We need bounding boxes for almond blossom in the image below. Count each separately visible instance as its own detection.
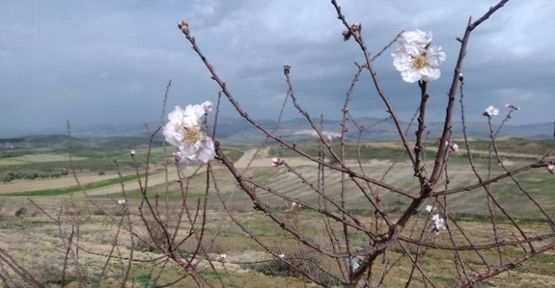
[391,30,446,83]
[547,164,555,174]
[425,205,435,213]
[483,105,499,117]
[218,254,227,263]
[272,157,282,167]
[445,141,459,153]
[450,143,459,153]
[163,102,215,165]
[431,213,446,234]
[117,199,127,206]
[350,257,361,270]
[201,101,213,112]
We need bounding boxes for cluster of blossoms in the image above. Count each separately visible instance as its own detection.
[424,204,445,234]
[217,254,227,263]
[287,201,304,211]
[483,105,499,117]
[484,103,522,117]
[291,201,302,209]
[431,214,446,234]
[350,257,362,271]
[163,101,215,165]
[391,30,446,83]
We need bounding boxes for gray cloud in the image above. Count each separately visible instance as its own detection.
[1,0,553,137]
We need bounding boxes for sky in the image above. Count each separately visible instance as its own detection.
[1,0,553,137]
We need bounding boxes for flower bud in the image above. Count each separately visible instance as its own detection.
[342,30,352,41]
[178,20,189,32]
[350,22,361,32]
[283,64,291,75]
[272,157,283,167]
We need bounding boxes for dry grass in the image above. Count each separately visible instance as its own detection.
[1,146,553,287]
[1,201,552,287]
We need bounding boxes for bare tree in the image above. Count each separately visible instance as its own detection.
[2,0,553,287]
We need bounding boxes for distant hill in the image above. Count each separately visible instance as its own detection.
[3,117,550,146]
[207,117,554,145]
[0,134,160,156]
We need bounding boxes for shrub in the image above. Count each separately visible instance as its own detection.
[246,248,340,286]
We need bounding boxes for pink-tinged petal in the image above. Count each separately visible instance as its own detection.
[167,106,185,123]
[201,101,213,112]
[196,137,215,163]
[182,116,199,128]
[177,144,197,158]
[185,104,206,120]
[163,123,181,147]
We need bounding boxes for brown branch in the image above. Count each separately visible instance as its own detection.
[459,241,554,288]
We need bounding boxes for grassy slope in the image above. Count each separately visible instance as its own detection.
[0,137,553,287]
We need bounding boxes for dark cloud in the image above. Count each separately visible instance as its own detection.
[1,0,553,137]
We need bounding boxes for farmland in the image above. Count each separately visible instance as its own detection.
[0,135,553,287]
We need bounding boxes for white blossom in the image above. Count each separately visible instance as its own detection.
[445,141,459,153]
[163,104,215,165]
[425,205,435,213]
[289,201,303,211]
[129,150,136,157]
[450,143,459,153]
[201,101,213,112]
[278,253,285,259]
[397,30,432,47]
[218,254,227,262]
[391,30,446,83]
[117,199,126,206]
[323,132,334,142]
[483,105,499,117]
[432,213,446,234]
[350,257,361,270]
[547,164,555,174]
[272,157,282,167]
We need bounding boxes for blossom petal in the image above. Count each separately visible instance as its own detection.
[196,137,215,163]
[419,66,441,81]
[401,70,422,83]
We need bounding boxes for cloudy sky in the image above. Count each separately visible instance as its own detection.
[1,0,553,137]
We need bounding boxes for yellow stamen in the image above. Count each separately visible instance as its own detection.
[181,126,205,145]
[411,54,427,69]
